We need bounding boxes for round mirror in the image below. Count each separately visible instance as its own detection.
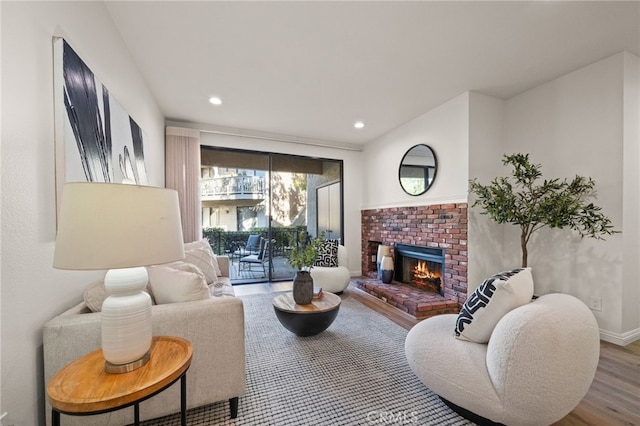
[399,144,437,196]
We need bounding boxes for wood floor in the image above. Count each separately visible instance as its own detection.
[237,281,640,426]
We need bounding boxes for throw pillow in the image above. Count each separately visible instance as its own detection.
[83,280,109,312]
[184,238,210,252]
[184,238,221,282]
[314,240,339,267]
[455,267,534,343]
[83,278,156,312]
[210,280,236,297]
[147,262,209,305]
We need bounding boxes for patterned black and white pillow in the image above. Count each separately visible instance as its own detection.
[314,240,339,267]
[454,267,534,343]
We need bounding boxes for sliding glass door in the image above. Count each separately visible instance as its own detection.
[201,147,343,285]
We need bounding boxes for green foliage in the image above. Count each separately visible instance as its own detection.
[469,153,617,267]
[292,173,307,192]
[287,231,325,271]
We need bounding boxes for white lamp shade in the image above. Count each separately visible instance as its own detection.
[53,182,185,270]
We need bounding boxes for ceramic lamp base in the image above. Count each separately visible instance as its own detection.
[105,350,151,374]
[101,267,152,373]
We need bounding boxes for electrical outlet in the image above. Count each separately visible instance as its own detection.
[589,296,602,312]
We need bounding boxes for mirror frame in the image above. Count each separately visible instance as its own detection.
[398,144,438,196]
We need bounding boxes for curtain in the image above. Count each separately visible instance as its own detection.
[165,126,201,243]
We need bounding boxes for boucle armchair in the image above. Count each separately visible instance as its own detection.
[405,293,600,426]
[43,256,245,426]
[310,244,351,293]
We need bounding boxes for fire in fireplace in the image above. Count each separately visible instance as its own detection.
[394,243,445,295]
[412,260,442,293]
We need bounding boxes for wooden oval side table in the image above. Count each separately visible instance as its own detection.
[47,336,192,426]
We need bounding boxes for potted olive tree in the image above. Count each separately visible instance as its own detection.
[287,231,324,304]
[469,153,617,267]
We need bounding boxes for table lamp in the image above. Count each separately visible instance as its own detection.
[53,182,184,373]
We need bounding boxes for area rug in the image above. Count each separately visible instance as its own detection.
[140,292,474,425]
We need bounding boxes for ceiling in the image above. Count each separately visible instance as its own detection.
[105,1,639,149]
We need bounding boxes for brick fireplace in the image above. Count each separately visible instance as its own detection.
[359,203,468,319]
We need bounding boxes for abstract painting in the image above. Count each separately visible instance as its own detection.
[54,37,148,210]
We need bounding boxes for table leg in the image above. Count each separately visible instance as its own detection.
[181,373,187,426]
[134,403,140,425]
[229,396,239,418]
[52,409,60,426]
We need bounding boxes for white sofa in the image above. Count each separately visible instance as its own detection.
[43,256,245,426]
[405,293,600,426]
[310,244,351,293]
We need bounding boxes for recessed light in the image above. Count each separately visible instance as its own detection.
[209,96,222,106]
[354,121,365,129]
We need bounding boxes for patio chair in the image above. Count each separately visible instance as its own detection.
[234,234,262,257]
[239,238,274,278]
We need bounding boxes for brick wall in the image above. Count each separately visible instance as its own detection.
[361,203,468,306]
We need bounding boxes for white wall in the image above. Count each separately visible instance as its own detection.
[199,132,364,277]
[361,92,470,210]
[622,52,640,335]
[467,93,506,291]
[1,2,165,424]
[503,52,638,341]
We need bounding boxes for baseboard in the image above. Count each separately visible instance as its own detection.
[599,327,640,346]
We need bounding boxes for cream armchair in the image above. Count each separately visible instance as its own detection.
[405,293,600,426]
[310,245,351,293]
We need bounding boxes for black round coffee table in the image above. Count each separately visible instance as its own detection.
[272,292,341,337]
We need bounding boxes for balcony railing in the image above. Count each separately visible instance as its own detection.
[201,175,265,200]
[203,227,307,256]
